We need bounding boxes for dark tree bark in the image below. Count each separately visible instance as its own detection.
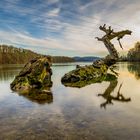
[95,24,132,62]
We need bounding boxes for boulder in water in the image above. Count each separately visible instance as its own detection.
[10,56,52,93]
[61,64,108,87]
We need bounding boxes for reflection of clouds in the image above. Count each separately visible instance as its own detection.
[116,62,140,112]
[0,65,23,78]
[0,63,140,138]
[0,65,22,100]
[0,83,12,101]
[127,63,140,80]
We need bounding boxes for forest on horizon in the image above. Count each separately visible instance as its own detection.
[0,42,140,64]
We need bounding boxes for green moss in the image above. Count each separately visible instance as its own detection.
[10,56,52,93]
[63,73,117,88]
[104,73,117,81]
[61,64,109,88]
[39,67,47,83]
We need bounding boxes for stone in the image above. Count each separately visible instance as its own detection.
[10,56,52,93]
[61,64,108,87]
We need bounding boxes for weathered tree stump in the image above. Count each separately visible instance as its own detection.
[61,24,132,87]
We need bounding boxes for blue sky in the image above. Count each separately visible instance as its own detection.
[0,0,140,56]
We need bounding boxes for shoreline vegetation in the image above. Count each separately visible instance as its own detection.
[119,42,140,62]
[0,42,140,64]
[0,44,100,64]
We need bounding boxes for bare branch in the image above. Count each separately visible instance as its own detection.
[95,37,102,41]
[95,24,132,58]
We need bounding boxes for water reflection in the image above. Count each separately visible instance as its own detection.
[0,63,140,139]
[98,81,131,109]
[95,73,131,108]
[62,71,131,108]
[127,62,140,79]
[17,89,53,104]
[0,64,132,107]
[0,64,53,104]
[0,65,23,81]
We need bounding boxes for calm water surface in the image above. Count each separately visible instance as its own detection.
[0,62,140,140]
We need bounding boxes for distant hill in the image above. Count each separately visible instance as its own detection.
[0,45,75,64]
[73,56,100,62]
[0,44,40,64]
[52,56,75,63]
[0,44,100,64]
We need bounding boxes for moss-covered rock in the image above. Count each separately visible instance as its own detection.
[10,56,52,93]
[61,64,108,87]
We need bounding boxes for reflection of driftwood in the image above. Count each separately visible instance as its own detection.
[98,81,131,109]
[109,65,119,76]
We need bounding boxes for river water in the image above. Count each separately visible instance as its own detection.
[0,62,140,140]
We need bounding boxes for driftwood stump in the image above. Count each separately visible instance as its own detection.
[61,25,132,87]
[94,24,132,66]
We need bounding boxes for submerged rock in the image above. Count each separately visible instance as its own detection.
[61,64,108,88]
[10,56,52,93]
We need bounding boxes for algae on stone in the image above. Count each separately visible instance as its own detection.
[10,56,52,93]
[61,64,108,88]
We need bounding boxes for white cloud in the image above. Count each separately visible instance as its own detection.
[0,0,140,56]
[47,8,60,17]
[47,0,59,5]
[62,0,140,56]
[0,30,66,50]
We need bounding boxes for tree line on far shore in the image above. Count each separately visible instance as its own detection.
[0,45,40,64]
[0,44,75,64]
[127,42,140,61]
[0,42,140,64]
[120,42,140,62]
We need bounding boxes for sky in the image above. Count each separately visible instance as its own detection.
[0,0,140,57]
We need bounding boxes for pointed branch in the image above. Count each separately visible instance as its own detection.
[108,30,132,40]
[99,24,114,35]
[98,24,132,41]
[118,39,123,49]
[95,37,103,41]
[95,24,132,58]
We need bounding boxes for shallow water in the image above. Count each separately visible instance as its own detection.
[0,62,140,140]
